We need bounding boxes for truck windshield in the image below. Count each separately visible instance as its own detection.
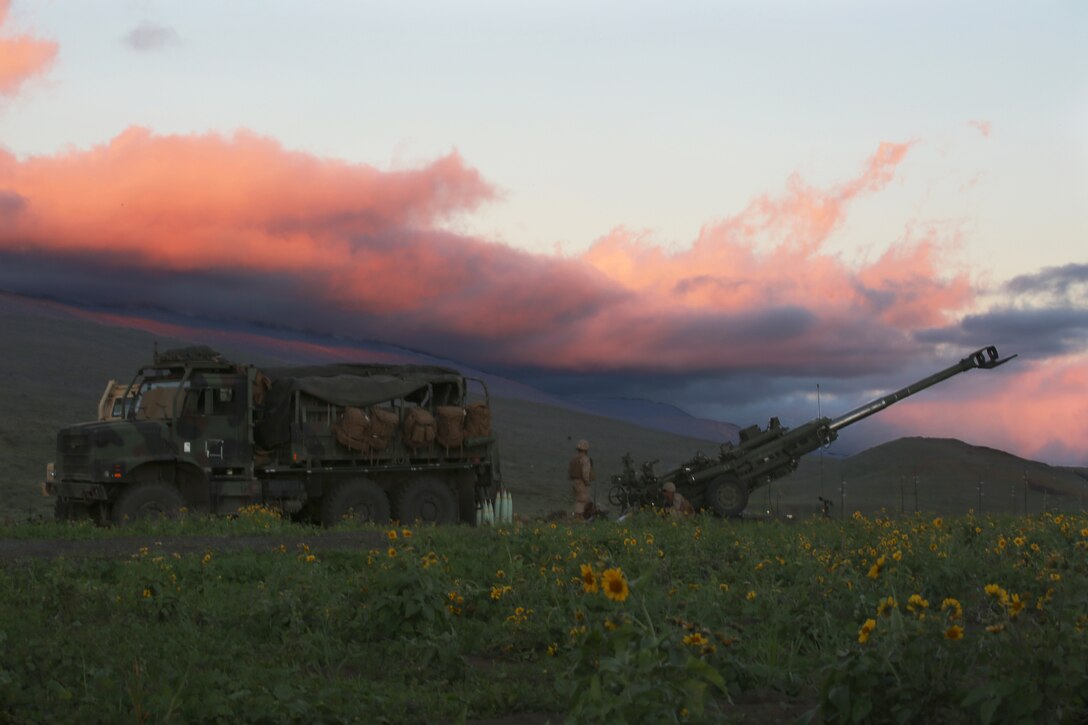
[131,373,184,420]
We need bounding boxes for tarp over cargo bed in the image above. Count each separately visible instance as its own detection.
[255,364,465,450]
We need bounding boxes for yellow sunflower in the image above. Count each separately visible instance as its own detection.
[580,563,598,593]
[858,618,876,644]
[601,567,630,603]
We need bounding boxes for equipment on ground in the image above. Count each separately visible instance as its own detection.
[608,345,1016,517]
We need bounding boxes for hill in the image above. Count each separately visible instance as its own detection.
[766,437,1086,517]
[1,290,1082,520]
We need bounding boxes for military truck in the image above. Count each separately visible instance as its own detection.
[44,346,501,526]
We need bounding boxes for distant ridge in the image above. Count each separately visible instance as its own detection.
[578,396,740,444]
[765,437,1086,516]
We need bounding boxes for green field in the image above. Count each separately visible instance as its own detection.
[1,510,1085,723]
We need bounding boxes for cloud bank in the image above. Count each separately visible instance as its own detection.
[0,127,1084,463]
[0,0,58,97]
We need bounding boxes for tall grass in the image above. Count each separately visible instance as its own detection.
[1,509,1085,722]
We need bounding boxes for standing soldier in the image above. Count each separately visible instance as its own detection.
[662,481,694,517]
[569,439,595,520]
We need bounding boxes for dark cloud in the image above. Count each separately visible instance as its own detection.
[916,264,1088,359]
[917,308,1088,358]
[122,22,181,52]
[1005,262,1088,298]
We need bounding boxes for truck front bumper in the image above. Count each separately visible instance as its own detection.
[44,480,109,501]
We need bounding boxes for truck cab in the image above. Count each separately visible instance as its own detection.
[46,346,255,523]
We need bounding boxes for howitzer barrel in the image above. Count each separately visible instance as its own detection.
[828,345,1015,432]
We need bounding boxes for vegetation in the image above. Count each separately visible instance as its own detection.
[1,508,1086,723]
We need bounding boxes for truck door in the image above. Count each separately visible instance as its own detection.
[177,374,252,477]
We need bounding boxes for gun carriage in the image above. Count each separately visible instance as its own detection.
[608,345,1016,517]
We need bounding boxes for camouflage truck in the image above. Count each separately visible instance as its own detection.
[45,378,138,518]
[43,346,501,526]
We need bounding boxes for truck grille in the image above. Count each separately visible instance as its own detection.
[60,432,91,479]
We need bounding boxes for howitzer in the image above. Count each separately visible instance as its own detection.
[608,345,1016,517]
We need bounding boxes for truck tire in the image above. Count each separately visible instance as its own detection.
[395,476,458,525]
[320,479,391,526]
[705,475,748,517]
[110,483,185,525]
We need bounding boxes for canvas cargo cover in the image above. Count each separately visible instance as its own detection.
[255,363,464,449]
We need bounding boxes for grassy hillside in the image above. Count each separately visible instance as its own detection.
[2,290,1082,521]
[1,512,1086,722]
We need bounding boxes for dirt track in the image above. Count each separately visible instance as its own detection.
[0,530,386,561]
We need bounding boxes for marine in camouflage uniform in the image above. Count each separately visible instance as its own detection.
[662,481,694,517]
[568,439,595,519]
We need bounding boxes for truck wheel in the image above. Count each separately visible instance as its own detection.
[110,483,185,525]
[320,479,391,526]
[54,499,92,523]
[395,477,458,525]
[705,475,748,517]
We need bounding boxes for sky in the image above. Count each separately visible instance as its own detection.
[0,0,1086,465]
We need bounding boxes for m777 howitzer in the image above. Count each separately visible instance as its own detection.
[608,345,1016,517]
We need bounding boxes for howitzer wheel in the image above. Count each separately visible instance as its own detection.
[608,484,628,508]
[321,478,391,526]
[704,475,748,518]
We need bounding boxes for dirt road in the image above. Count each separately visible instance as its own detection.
[0,530,385,561]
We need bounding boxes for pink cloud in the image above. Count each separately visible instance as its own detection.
[0,129,973,375]
[883,355,1088,464]
[0,0,58,97]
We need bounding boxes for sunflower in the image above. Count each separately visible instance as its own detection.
[858,618,876,644]
[944,625,965,640]
[601,567,630,603]
[580,563,598,593]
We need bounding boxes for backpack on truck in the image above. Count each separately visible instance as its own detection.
[368,407,399,451]
[333,406,399,453]
[402,406,437,450]
[333,406,372,452]
[464,402,491,439]
[435,406,466,451]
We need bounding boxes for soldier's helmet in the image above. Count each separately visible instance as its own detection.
[662,481,676,493]
[576,439,590,451]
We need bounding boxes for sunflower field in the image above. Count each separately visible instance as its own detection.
[0,509,1086,723]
